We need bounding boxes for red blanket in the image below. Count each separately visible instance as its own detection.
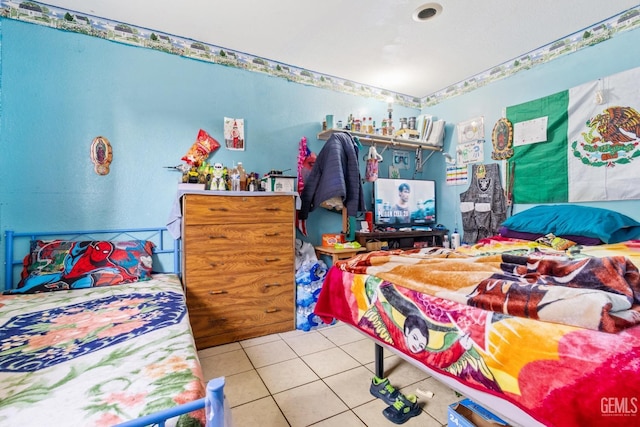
[314,265,640,427]
[331,248,640,332]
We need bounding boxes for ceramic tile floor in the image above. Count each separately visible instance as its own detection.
[197,322,463,427]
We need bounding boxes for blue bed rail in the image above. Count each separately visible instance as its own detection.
[114,377,228,427]
[4,227,180,291]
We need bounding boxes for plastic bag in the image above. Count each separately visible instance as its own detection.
[182,129,221,166]
[295,239,317,271]
[295,260,329,331]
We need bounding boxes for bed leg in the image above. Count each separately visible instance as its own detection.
[375,343,384,378]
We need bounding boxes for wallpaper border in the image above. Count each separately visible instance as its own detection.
[1,1,639,109]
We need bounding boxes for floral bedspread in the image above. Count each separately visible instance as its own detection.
[314,238,640,427]
[0,274,205,427]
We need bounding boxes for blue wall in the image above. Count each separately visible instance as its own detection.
[0,17,419,268]
[2,17,640,274]
[422,27,640,233]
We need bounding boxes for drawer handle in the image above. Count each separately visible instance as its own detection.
[209,290,228,295]
[208,235,228,239]
[208,318,228,325]
[264,257,280,262]
[264,207,281,211]
[208,207,229,211]
[209,262,225,267]
[264,232,280,237]
[264,283,281,288]
[265,308,279,313]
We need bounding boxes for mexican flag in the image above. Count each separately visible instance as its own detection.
[506,66,640,203]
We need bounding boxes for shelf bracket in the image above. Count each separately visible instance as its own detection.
[414,147,423,175]
[414,149,435,178]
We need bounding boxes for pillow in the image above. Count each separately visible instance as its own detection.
[13,240,154,294]
[498,226,603,246]
[501,205,640,244]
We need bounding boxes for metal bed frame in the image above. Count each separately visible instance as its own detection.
[365,334,542,427]
[4,227,180,291]
[2,227,231,427]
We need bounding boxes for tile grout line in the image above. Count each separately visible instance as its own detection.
[237,344,293,425]
[242,331,373,426]
[200,326,453,426]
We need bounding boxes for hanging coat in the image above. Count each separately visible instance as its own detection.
[299,132,365,220]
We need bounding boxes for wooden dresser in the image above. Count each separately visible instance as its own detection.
[181,193,296,349]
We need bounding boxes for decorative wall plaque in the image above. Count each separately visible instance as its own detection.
[90,136,113,175]
[491,117,514,160]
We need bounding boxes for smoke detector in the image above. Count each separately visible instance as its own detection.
[412,3,443,22]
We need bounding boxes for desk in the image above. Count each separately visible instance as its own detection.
[315,246,366,264]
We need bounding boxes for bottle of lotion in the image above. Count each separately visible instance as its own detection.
[451,229,460,249]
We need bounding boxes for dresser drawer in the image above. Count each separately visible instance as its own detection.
[187,290,293,340]
[183,223,293,286]
[184,245,292,279]
[183,223,293,251]
[190,317,294,349]
[183,194,292,225]
[185,270,293,307]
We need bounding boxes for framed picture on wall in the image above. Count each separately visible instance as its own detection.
[224,117,245,151]
[457,116,484,144]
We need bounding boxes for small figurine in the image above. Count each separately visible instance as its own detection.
[186,166,199,183]
[211,162,226,190]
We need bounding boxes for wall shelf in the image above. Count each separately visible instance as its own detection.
[317,129,442,152]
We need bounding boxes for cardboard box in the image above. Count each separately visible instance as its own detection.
[261,175,296,192]
[448,399,510,427]
[321,233,344,247]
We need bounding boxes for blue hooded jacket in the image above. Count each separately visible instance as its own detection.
[299,132,365,220]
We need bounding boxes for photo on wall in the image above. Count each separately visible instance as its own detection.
[224,117,245,151]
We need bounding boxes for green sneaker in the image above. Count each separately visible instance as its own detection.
[382,394,421,424]
[370,376,400,406]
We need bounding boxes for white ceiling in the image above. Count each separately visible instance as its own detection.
[42,0,640,98]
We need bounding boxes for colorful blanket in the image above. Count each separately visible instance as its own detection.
[0,274,205,427]
[333,242,640,333]
[314,238,640,426]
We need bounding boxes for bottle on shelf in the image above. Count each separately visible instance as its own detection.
[237,162,247,191]
[230,165,240,191]
[248,173,258,191]
[409,116,417,130]
[451,229,460,249]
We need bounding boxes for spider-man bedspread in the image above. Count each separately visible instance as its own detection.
[314,241,640,427]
